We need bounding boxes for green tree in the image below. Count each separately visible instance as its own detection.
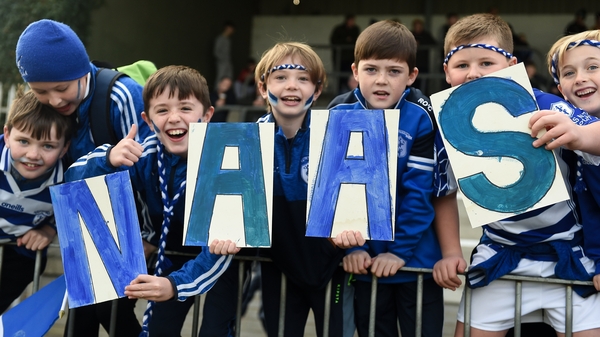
[0,0,105,83]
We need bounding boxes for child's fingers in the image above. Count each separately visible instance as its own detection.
[128,274,152,286]
[126,124,138,140]
[354,231,366,246]
[334,232,351,249]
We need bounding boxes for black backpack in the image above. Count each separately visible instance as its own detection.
[89,68,123,146]
[89,60,157,146]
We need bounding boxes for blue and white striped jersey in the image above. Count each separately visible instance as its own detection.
[0,135,63,243]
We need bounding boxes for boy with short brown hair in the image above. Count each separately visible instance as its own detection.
[329,20,445,337]
[0,90,74,313]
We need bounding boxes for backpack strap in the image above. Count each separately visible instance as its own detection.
[90,68,124,146]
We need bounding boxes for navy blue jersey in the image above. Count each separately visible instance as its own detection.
[329,87,440,283]
[257,112,344,290]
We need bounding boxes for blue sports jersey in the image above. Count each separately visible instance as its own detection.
[329,87,440,283]
[0,135,63,258]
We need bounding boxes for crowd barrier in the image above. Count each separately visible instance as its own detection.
[1,241,592,337]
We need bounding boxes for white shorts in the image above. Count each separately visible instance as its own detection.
[456,244,600,333]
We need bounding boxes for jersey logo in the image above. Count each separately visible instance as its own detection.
[398,130,411,158]
[33,210,51,226]
[301,156,309,184]
[550,101,574,117]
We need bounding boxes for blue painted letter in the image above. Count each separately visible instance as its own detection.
[186,123,270,246]
[50,172,146,308]
[439,77,554,213]
[307,110,393,240]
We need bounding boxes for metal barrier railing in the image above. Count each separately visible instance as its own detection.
[0,242,45,294]
[2,241,593,337]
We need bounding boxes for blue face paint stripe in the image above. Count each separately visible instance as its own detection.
[267,90,279,108]
[303,94,314,110]
[152,121,161,134]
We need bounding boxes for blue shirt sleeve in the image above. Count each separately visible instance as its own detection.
[168,250,233,301]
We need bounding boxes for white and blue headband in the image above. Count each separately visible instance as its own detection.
[443,43,513,65]
[551,39,600,85]
[260,64,308,81]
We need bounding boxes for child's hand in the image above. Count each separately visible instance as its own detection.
[529,110,582,151]
[433,255,467,291]
[109,125,144,167]
[370,252,405,278]
[594,274,600,291]
[209,239,241,255]
[333,230,366,249]
[17,225,56,251]
[342,250,372,274]
[124,274,174,302]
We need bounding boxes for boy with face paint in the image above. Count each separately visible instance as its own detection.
[66,65,238,337]
[205,42,349,337]
[0,90,74,314]
[253,42,349,337]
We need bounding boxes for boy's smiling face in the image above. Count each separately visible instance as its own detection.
[259,55,320,121]
[4,124,69,180]
[28,75,87,116]
[444,38,517,87]
[557,45,600,117]
[142,86,213,158]
[352,58,417,109]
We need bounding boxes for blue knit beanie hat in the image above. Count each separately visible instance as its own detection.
[16,19,91,82]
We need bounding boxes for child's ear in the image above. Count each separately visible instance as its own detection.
[407,67,419,87]
[257,81,268,99]
[59,140,71,159]
[508,56,518,66]
[141,112,153,132]
[443,63,451,85]
[313,82,323,101]
[202,106,215,123]
[557,84,567,101]
[351,62,359,79]
[3,126,9,147]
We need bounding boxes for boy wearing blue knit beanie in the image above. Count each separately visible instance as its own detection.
[16,19,153,163]
[16,19,152,337]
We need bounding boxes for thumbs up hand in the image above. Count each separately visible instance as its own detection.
[108,124,144,167]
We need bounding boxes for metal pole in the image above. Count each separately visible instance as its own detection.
[464,286,471,337]
[278,273,287,337]
[191,295,202,336]
[323,278,332,337]
[368,274,377,337]
[514,281,522,337]
[415,273,423,337]
[565,285,573,337]
[66,307,75,337]
[235,261,245,337]
[32,250,42,293]
[109,300,118,337]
